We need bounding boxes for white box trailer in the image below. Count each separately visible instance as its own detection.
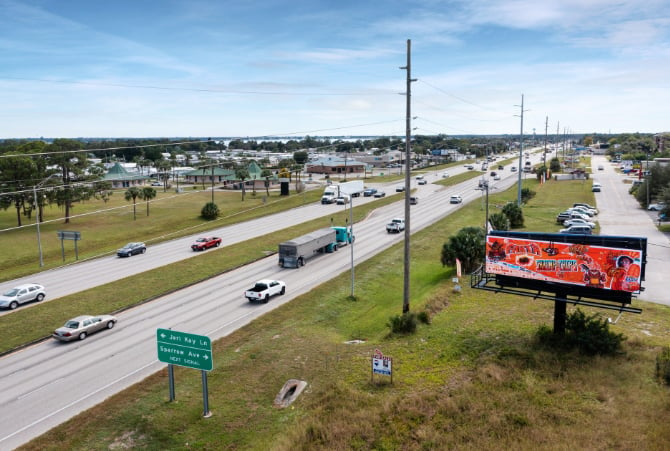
[278,228,338,268]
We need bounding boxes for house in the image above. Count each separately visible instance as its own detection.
[103,162,150,188]
[305,156,367,175]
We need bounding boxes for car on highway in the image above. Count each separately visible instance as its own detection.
[0,283,46,310]
[363,188,377,197]
[395,185,406,192]
[592,182,602,192]
[52,314,118,342]
[450,195,463,204]
[442,172,450,178]
[465,164,475,170]
[559,225,593,235]
[410,196,418,205]
[244,279,286,303]
[648,202,666,211]
[493,173,501,180]
[417,179,427,185]
[373,190,386,198]
[191,236,222,251]
[336,195,350,205]
[117,242,147,257]
[563,218,596,229]
[510,166,517,172]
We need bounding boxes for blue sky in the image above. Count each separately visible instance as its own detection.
[1,0,668,139]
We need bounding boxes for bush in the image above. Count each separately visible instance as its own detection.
[417,311,430,324]
[656,347,670,385]
[387,312,417,334]
[537,309,626,355]
[200,202,220,220]
[489,212,510,231]
[502,202,524,228]
[520,187,536,203]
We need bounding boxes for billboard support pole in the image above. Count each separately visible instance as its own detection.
[553,291,567,335]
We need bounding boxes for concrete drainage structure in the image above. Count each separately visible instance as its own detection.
[274,379,307,408]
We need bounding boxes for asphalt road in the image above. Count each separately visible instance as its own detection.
[2,151,667,449]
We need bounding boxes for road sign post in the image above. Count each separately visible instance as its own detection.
[157,328,213,416]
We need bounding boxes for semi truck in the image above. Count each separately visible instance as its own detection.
[278,226,354,268]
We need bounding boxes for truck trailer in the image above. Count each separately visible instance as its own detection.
[278,227,344,268]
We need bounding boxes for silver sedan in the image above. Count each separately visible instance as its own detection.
[52,315,117,342]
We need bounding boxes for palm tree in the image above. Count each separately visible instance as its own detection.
[124,187,141,220]
[139,187,157,216]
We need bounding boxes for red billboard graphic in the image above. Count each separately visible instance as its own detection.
[486,236,642,293]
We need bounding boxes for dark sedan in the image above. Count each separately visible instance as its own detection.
[117,242,146,257]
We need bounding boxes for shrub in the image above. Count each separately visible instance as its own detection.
[489,212,510,231]
[387,312,417,334]
[417,311,430,324]
[520,187,536,203]
[656,347,670,385]
[537,309,626,355]
[502,202,524,228]
[200,202,220,220]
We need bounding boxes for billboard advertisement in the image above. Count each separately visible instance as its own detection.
[486,233,644,295]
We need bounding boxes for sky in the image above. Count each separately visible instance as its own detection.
[1,0,669,139]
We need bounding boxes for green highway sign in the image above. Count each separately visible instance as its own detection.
[157,328,213,371]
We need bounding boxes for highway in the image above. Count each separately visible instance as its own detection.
[0,158,527,449]
[2,150,668,449]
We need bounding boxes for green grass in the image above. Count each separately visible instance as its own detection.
[17,177,670,450]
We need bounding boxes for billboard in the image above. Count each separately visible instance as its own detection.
[485,231,647,303]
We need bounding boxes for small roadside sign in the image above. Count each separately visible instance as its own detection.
[371,349,393,383]
[157,328,213,371]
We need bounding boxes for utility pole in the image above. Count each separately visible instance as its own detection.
[400,39,416,315]
[515,94,527,206]
[543,116,549,172]
[555,121,560,159]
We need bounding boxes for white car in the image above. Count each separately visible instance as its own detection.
[648,203,666,211]
[0,283,46,310]
[450,195,463,204]
[441,172,450,178]
[563,218,596,229]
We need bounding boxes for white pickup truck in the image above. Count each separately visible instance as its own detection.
[245,279,286,303]
[386,218,405,233]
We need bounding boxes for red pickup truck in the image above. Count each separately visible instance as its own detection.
[191,236,222,251]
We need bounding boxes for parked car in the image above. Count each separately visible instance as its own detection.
[498,165,504,170]
[563,218,596,229]
[648,202,666,211]
[363,188,377,197]
[373,190,386,198]
[568,206,595,217]
[150,181,162,186]
[559,225,593,235]
[52,314,117,341]
[573,203,598,214]
[449,195,463,204]
[191,236,222,251]
[557,211,589,223]
[0,283,46,310]
[117,242,146,257]
[597,164,604,170]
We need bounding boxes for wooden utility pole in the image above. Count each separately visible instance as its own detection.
[400,39,416,314]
